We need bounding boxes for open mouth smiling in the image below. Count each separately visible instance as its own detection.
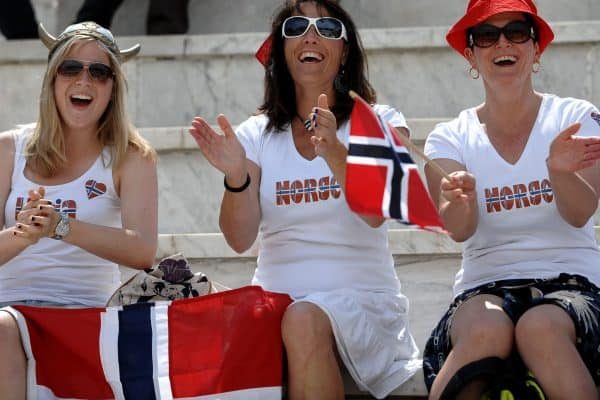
[493,55,517,66]
[299,51,324,63]
[70,94,93,106]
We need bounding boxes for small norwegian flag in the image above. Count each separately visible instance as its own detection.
[345,95,444,230]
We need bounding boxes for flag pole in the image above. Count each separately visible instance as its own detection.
[348,91,452,181]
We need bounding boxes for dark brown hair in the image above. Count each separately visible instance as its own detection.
[258,0,376,132]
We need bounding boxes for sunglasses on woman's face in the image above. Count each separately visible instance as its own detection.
[56,59,115,83]
[469,20,535,48]
[282,16,348,40]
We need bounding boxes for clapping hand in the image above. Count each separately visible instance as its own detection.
[14,187,59,243]
[547,123,600,173]
[189,114,247,180]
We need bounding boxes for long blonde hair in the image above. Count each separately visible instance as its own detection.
[26,36,155,177]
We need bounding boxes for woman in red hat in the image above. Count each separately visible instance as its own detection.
[423,0,600,399]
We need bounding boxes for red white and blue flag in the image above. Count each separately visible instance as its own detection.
[5,286,291,400]
[346,95,443,229]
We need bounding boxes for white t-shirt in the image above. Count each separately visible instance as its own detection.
[2,126,122,306]
[424,94,600,295]
[236,105,407,297]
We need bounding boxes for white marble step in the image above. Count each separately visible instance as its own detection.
[141,118,443,151]
[155,227,600,260]
[155,229,460,260]
[142,120,444,233]
[1,21,599,131]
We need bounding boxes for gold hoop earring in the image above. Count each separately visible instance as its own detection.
[532,61,541,73]
[469,67,480,79]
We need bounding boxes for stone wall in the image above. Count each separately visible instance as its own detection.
[1,22,599,131]
[24,0,600,37]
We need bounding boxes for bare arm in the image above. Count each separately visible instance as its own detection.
[72,149,158,268]
[190,115,261,253]
[0,131,34,266]
[219,160,261,253]
[312,94,385,227]
[546,123,600,227]
[425,158,478,242]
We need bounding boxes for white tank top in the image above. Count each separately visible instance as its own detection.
[2,126,122,306]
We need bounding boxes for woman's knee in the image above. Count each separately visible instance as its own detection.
[0,312,24,357]
[451,296,514,358]
[281,302,333,350]
[515,304,575,348]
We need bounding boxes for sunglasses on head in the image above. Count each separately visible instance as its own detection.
[282,16,347,40]
[469,20,535,48]
[56,59,114,82]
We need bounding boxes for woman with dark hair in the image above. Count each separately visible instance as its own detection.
[190,1,419,398]
[423,0,600,398]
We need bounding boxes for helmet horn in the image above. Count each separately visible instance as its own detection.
[119,44,141,63]
[38,23,57,50]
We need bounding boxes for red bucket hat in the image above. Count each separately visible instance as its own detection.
[446,0,554,57]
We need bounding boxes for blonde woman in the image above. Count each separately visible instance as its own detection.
[0,22,157,398]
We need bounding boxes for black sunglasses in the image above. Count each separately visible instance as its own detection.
[469,20,535,48]
[57,59,115,82]
[282,16,347,40]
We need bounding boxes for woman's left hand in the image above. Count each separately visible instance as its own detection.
[547,123,600,173]
[16,203,59,238]
[310,94,346,162]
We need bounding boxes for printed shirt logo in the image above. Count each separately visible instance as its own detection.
[15,197,77,219]
[276,175,341,206]
[591,112,600,127]
[85,179,107,199]
[484,179,553,213]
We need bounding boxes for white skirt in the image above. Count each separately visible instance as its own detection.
[295,288,421,399]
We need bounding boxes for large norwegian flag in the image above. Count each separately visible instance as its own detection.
[5,286,291,400]
[346,95,443,229]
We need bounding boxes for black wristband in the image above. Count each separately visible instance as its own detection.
[224,173,251,192]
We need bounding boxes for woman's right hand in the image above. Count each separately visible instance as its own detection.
[190,115,247,180]
[440,171,477,204]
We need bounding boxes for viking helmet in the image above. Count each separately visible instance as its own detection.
[38,22,140,63]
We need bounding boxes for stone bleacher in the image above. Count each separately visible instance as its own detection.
[1,21,599,132]
[2,1,600,398]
